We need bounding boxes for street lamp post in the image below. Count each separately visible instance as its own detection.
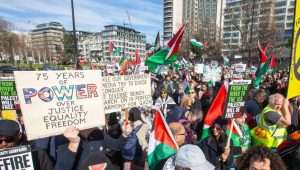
[248,0,256,58]
[71,0,78,65]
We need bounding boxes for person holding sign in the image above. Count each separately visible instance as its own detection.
[252,93,291,148]
[0,119,53,170]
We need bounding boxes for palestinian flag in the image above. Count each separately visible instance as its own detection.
[254,58,271,88]
[145,49,178,73]
[201,83,228,140]
[253,41,270,88]
[145,25,184,73]
[269,52,278,72]
[190,39,204,49]
[147,111,178,170]
[226,120,243,147]
[257,40,269,63]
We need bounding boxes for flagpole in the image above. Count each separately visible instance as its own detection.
[71,0,78,65]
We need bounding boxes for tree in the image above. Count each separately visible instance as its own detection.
[224,0,282,59]
[63,31,75,64]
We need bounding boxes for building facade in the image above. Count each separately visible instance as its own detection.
[101,25,146,60]
[222,0,295,57]
[198,0,225,41]
[163,0,183,43]
[78,33,102,61]
[31,22,64,63]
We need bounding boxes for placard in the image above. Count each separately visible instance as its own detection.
[14,70,104,140]
[234,63,247,73]
[0,145,34,170]
[0,80,18,110]
[224,80,251,119]
[103,74,152,113]
[194,64,204,74]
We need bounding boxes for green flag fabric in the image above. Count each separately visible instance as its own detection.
[145,49,178,73]
[254,59,271,88]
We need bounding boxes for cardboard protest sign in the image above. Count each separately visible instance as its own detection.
[14,70,104,140]
[103,74,152,113]
[0,145,34,170]
[0,79,18,110]
[194,64,204,74]
[224,80,251,119]
[234,63,247,73]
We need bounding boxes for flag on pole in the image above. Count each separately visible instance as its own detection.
[166,25,185,60]
[257,40,269,63]
[287,0,300,99]
[147,110,178,170]
[190,39,204,49]
[201,83,228,140]
[254,58,271,88]
[135,49,141,65]
[154,32,161,51]
[254,42,270,88]
[270,52,278,71]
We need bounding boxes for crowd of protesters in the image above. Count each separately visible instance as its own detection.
[0,64,300,170]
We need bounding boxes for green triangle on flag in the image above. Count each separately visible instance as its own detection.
[147,111,178,169]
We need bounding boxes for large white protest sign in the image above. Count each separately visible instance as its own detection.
[103,74,152,113]
[14,70,104,140]
[0,145,34,170]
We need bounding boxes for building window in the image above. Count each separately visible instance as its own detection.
[274,8,285,14]
[275,1,286,7]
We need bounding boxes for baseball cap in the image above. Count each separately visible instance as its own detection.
[175,144,215,170]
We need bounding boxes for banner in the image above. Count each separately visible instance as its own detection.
[0,145,34,170]
[14,70,104,140]
[224,80,251,118]
[287,1,300,99]
[103,74,152,113]
[0,79,18,110]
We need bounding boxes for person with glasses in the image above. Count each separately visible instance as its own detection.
[198,118,234,170]
[156,122,186,170]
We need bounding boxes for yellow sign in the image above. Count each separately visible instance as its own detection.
[287,1,300,99]
[1,110,17,121]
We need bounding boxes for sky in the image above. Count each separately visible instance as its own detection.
[0,0,163,43]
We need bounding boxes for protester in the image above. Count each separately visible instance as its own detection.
[245,88,267,127]
[156,122,186,170]
[229,107,251,153]
[154,88,176,116]
[175,144,215,170]
[236,146,286,170]
[122,107,149,170]
[0,119,54,170]
[199,118,234,169]
[252,93,291,148]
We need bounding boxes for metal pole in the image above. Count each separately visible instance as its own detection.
[249,0,256,58]
[123,23,126,58]
[71,0,78,64]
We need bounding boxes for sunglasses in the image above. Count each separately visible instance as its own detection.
[0,137,15,144]
[212,126,222,131]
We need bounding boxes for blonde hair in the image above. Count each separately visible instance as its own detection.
[268,93,284,108]
[180,95,193,108]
